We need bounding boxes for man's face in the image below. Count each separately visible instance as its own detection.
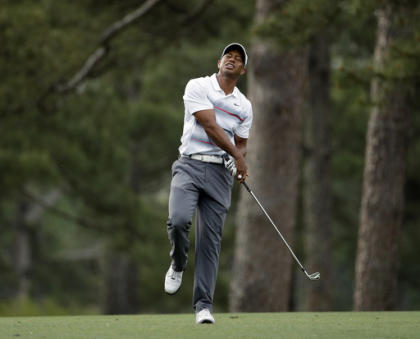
[218,49,246,77]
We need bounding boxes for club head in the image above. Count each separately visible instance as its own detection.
[306,271,320,281]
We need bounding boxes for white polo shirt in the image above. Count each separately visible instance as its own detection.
[179,73,253,156]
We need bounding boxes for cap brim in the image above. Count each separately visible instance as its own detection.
[221,43,248,66]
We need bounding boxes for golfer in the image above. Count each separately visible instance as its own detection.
[164,43,253,324]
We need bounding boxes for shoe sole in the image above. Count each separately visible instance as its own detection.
[197,320,215,324]
[164,282,181,295]
[165,287,181,295]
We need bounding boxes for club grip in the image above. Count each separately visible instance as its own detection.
[241,181,251,192]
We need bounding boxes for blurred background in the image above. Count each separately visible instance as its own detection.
[1,0,419,316]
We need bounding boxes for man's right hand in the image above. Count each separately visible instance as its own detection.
[234,155,248,183]
[223,154,247,182]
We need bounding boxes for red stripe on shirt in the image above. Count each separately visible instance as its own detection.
[214,106,244,122]
[192,137,215,145]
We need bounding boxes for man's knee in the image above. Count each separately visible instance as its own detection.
[167,213,192,232]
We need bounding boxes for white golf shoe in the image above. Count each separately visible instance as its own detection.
[164,266,183,294]
[195,308,215,324]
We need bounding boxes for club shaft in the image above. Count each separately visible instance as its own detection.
[241,181,306,272]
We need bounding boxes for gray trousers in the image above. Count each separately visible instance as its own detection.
[167,157,233,312]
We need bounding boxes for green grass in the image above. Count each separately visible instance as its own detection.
[0,312,419,339]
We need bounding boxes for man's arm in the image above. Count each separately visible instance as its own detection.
[234,134,247,158]
[194,109,248,181]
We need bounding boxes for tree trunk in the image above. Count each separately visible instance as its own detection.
[104,252,139,314]
[12,200,32,299]
[11,191,61,300]
[104,137,142,314]
[302,36,333,311]
[354,5,409,311]
[229,0,308,312]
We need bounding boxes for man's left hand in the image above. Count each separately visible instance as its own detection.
[224,155,237,177]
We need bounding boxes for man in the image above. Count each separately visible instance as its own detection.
[164,43,253,324]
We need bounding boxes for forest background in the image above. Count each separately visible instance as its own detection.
[1,0,419,315]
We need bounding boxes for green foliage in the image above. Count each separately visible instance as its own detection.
[256,0,342,48]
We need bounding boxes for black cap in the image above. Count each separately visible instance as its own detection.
[221,42,248,66]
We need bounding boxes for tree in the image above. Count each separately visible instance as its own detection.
[230,0,308,311]
[302,35,333,311]
[354,1,416,310]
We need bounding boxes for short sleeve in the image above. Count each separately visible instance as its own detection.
[183,79,214,115]
[234,103,253,138]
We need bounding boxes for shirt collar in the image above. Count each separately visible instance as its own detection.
[211,73,239,97]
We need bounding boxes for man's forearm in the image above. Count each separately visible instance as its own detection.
[202,121,248,181]
[237,145,247,158]
[203,124,243,160]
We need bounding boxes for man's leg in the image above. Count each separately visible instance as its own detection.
[193,194,227,312]
[167,161,200,272]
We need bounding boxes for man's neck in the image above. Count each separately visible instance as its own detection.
[216,72,238,95]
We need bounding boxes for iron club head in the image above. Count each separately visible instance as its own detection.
[305,271,320,281]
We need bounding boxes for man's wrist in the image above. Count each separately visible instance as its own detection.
[232,150,243,161]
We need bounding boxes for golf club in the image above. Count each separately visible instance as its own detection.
[240,179,320,281]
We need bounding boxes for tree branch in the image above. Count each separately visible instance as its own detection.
[181,0,213,25]
[21,190,109,234]
[52,0,161,95]
[25,189,62,225]
[22,185,143,241]
[100,0,161,45]
[55,46,107,93]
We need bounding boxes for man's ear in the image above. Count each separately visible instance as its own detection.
[240,67,246,75]
[217,59,221,70]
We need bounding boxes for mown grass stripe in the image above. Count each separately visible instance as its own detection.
[0,312,418,339]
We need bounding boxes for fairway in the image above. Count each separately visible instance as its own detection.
[0,312,418,339]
